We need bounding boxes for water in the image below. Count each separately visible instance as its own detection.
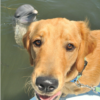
[1,0,100,100]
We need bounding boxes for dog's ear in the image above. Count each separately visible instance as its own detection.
[76,21,96,72]
[23,31,34,65]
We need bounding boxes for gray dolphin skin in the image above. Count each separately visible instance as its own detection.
[13,4,38,46]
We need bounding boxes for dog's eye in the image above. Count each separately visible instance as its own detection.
[33,40,42,47]
[66,43,75,51]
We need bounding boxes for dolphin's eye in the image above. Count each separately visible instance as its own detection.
[16,16,20,18]
[28,12,33,15]
[14,14,20,18]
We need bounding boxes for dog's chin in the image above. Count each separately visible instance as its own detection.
[35,91,61,100]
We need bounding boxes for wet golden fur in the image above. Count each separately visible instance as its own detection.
[23,18,100,99]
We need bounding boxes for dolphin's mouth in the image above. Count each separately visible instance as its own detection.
[15,15,37,25]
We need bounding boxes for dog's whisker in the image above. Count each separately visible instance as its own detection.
[18,67,33,70]
[24,76,35,97]
[22,76,31,78]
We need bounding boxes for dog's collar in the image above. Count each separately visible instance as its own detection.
[70,58,100,94]
[78,57,88,76]
[70,57,88,83]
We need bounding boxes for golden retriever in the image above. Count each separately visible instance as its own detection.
[23,18,100,100]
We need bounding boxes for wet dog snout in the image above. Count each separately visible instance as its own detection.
[36,76,58,92]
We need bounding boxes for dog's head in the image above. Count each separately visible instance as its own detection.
[23,18,96,100]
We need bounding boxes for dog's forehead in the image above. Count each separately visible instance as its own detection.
[29,18,81,42]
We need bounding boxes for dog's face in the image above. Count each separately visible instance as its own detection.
[23,18,96,100]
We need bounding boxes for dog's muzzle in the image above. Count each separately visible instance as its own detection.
[36,76,58,93]
[35,76,61,100]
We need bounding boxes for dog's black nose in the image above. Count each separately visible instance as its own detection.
[36,76,58,92]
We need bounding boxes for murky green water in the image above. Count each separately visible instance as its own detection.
[1,0,100,100]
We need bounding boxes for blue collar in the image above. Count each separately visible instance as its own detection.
[71,58,87,82]
[70,58,100,94]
